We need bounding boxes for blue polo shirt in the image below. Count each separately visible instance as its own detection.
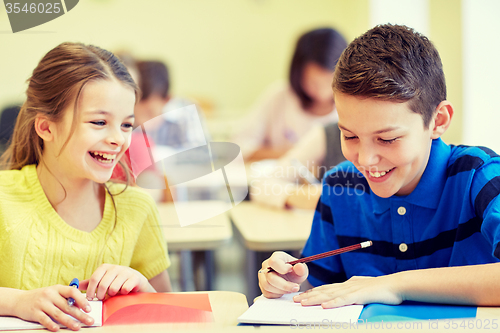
[302,138,500,287]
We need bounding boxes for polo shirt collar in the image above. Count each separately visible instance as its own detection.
[371,138,450,213]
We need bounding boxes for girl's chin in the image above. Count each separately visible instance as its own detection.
[90,172,114,184]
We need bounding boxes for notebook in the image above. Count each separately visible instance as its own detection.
[0,293,213,331]
[359,301,477,322]
[237,293,363,325]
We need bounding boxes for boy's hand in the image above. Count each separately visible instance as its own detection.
[11,286,93,332]
[80,264,153,301]
[258,251,309,299]
[293,275,403,308]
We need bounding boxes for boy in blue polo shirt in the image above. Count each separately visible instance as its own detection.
[258,24,500,307]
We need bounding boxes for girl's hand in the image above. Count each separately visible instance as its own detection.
[258,251,309,299]
[11,286,94,332]
[80,264,154,301]
[293,275,403,308]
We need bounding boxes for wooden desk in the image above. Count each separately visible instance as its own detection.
[229,201,314,300]
[229,201,314,252]
[157,201,233,291]
[158,201,233,251]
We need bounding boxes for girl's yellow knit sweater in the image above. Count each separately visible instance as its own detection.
[0,165,170,290]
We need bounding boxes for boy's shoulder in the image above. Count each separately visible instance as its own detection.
[447,144,500,175]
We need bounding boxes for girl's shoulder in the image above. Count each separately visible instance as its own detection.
[0,165,36,192]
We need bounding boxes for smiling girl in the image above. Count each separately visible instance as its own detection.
[0,42,171,331]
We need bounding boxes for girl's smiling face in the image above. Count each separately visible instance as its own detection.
[335,92,436,198]
[49,78,136,184]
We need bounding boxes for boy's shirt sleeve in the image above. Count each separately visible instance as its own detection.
[470,158,500,260]
[301,178,347,287]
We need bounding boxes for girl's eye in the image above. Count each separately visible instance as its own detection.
[90,120,106,126]
[343,135,357,141]
[379,138,397,144]
[122,123,133,130]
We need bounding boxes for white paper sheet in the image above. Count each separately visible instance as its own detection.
[0,300,102,331]
[238,293,363,326]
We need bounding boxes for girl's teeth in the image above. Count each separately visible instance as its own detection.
[91,152,116,163]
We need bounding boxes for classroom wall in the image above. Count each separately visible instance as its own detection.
[0,1,479,147]
[0,0,369,118]
[429,0,462,145]
[462,0,500,152]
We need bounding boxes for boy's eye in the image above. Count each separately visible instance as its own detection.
[379,138,397,144]
[90,120,106,126]
[343,135,357,141]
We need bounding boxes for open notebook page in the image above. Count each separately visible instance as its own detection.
[238,293,363,325]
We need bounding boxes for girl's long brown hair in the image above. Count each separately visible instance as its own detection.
[1,42,138,170]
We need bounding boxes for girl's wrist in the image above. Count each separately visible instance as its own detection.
[0,288,25,316]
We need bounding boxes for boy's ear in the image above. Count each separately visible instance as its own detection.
[34,116,55,141]
[430,101,454,139]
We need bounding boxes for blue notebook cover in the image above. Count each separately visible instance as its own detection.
[359,301,477,322]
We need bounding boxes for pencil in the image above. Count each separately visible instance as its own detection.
[266,241,372,273]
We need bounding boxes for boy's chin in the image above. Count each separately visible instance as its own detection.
[369,186,398,198]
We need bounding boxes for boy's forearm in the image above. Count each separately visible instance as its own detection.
[394,263,500,305]
[0,287,23,316]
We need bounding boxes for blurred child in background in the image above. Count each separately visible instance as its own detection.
[250,122,345,209]
[233,27,347,161]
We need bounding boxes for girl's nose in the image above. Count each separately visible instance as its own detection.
[107,127,125,146]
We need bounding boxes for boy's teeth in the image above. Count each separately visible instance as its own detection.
[370,170,389,178]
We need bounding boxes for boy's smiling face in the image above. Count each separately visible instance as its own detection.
[335,92,437,198]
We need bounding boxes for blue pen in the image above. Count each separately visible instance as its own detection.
[67,278,79,306]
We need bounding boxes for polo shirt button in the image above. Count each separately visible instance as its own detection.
[399,243,408,252]
[397,206,406,215]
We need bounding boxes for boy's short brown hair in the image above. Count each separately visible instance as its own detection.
[332,24,446,127]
